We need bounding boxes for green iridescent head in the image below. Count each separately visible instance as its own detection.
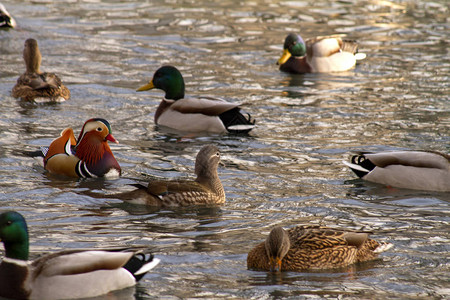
[0,211,29,260]
[137,65,185,100]
[278,33,306,65]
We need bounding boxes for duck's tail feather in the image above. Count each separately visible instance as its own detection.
[220,107,256,134]
[341,39,359,54]
[21,148,47,158]
[123,251,160,281]
[0,4,16,28]
[343,154,376,178]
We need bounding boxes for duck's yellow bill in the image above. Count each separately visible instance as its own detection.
[277,49,291,65]
[136,80,155,92]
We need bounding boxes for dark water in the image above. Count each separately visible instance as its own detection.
[0,0,449,299]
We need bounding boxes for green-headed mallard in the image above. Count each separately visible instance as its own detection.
[40,118,121,178]
[0,3,16,28]
[12,38,70,102]
[277,33,366,74]
[136,65,255,134]
[104,144,225,206]
[247,225,392,272]
[343,150,450,192]
[0,211,160,300]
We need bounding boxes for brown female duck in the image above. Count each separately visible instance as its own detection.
[247,225,392,271]
[12,38,70,102]
[113,144,225,206]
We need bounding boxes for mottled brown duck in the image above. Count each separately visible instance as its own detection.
[12,38,70,102]
[247,225,392,272]
[117,144,225,206]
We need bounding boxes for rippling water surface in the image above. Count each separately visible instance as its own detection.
[0,0,449,299]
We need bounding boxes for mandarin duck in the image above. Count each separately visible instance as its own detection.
[12,38,70,102]
[109,145,225,206]
[0,3,16,28]
[136,65,255,134]
[277,33,366,74]
[42,118,121,178]
[0,211,160,300]
[247,225,392,272]
[343,150,450,192]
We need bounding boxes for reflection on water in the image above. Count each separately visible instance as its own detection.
[0,0,449,299]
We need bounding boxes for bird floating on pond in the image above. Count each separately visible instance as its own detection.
[40,118,121,178]
[247,225,392,272]
[97,144,225,206]
[136,65,255,134]
[0,211,160,300]
[12,38,70,102]
[343,150,450,192]
[277,33,366,74]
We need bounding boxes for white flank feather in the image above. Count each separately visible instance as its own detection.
[355,53,367,60]
[134,257,160,276]
[342,160,370,173]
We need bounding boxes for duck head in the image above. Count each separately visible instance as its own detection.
[23,38,42,74]
[277,33,306,65]
[0,211,29,261]
[265,226,290,272]
[136,65,185,100]
[75,118,119,165]
[194,145,221,179]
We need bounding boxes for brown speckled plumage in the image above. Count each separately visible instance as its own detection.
[12,38,70,102]
[120,144,225,207]
[247,225,392,271]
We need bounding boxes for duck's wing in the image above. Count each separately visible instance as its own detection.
[31,249,135,277]
[306,35,359,57]
[289,226,369,249]
[44,128,76,162]
[169,97,239,116]
[146,179,209,197]
[29,248,159,299]
[363,151,450,170]
[12,73,70,101]
[43,128,81,177]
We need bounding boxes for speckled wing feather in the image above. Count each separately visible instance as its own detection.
[146,179,222,206]
[12,73,70,101]
[288,226,369,249]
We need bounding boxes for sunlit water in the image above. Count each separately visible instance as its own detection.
[0,0,449,299]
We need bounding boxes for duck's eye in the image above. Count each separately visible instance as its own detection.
[6,220,12,226]
[216,152,220,157]
[96,127,102,132]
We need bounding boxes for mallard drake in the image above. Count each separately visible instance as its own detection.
[247,225,392,272]
[0,211,160,300]
[12,38,70,102]
[110,144,225,206]
[343,150,450,192]
[0,3,16,28]
[277,33,366,74]
[42,118,121,178]
[136,65,255,134]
